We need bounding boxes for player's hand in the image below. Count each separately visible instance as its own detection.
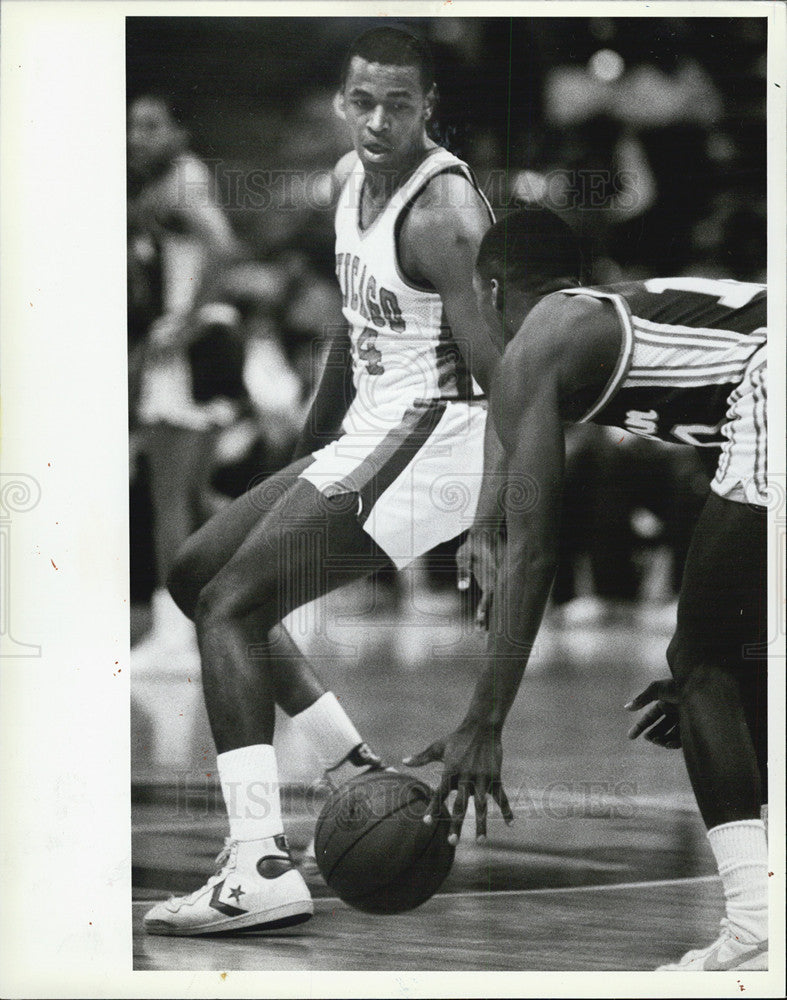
[456,527,502,630]
[625,678,681,748]
[403,721,514,845]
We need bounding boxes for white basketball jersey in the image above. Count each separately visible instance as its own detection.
[334,148,493,426]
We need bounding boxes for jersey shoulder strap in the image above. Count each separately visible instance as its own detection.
[393,149,495,291]
[560,287,634,422]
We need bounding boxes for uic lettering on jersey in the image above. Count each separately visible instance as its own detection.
[335,253,405,333]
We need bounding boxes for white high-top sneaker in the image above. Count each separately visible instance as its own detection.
[144,835,313,936]
[657,919,768,971]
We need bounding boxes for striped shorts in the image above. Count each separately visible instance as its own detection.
[299,398,486,568]
[712,346,767,507]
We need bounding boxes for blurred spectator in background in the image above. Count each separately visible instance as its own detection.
[128,94,246,664]
[513,18,726,279]
[127,17,766,631]
[553,426,710,627]
[128,93,346,655]
[208,257,344,501]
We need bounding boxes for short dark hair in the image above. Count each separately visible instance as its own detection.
[341,27,435,92]
[477,206,584,291]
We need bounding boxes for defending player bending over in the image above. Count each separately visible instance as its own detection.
[408,206,768,972]
[144,27,499,936]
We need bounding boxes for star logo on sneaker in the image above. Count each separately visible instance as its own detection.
[228,885,245,903]
[209,879,248,916]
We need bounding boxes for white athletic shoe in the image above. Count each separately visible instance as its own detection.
[658,920,768,971]
[144,835,313,936]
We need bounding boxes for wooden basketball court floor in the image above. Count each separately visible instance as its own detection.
[132,576,752,974]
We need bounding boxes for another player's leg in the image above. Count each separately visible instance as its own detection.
[145,475,391,936]
[739,650,768,827]
[660,492,768,971]
[133,422,217,663]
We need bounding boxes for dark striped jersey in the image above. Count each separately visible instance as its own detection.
[564,277,767,448]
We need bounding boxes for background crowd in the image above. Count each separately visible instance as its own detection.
[127,16,766,647]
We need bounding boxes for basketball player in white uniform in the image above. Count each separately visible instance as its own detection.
[409,206,769,971]
[144,28,498,935]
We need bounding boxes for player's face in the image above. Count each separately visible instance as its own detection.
[473,269,506,350]
[128,98,184,171]
[340,57,433,172]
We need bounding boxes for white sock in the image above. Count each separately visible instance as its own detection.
[707,819,768,942]
[217,744,284,842]
[292,692,366,771]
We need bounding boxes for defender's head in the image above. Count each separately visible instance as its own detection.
[337,27,436,172]
[474,206,584,347]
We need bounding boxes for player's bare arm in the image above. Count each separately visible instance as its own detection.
[455,399,505,625]
[292,151,363,459]
[407,294,618,841]
[399,168,507,610]
[399,169,500,395]
[292,323,354,460]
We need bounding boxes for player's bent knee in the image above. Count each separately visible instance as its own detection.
[193,574,277,635]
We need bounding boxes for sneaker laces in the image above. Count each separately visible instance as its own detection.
[209,838,235,880]
[166,838,236,904]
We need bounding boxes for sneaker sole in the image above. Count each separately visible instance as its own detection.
[657,951,769,972]
[145,900,314,937]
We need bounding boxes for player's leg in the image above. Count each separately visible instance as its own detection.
[193,477,388,749]
[167,456,314,619]
[739,651,768,809]
[667,495,766,826]
[660,492,768,970]
[145,476,390,936]
[134,421,217,659]
[167,456,387,769]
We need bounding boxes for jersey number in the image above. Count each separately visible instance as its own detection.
[644,277,764,309]
[358,327,385,375]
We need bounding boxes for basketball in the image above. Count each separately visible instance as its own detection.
[313,771,455,914]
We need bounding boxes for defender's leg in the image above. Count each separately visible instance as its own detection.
[660,492,768,970]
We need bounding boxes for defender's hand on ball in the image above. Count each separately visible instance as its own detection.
[625,678,681,748]
[404,722,514,845]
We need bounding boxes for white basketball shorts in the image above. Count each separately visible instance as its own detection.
[299,398,486,569]
[712,345,768,507]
